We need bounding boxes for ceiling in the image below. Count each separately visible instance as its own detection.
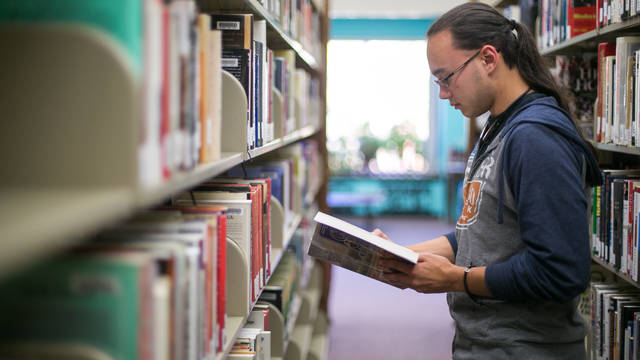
[329,0,469,19]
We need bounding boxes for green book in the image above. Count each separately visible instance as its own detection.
[0,253,151,360]
[0,0,142,70]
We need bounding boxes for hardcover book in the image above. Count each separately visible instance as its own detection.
[308,211,418,287]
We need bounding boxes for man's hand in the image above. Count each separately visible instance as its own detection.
[379,252,464,294]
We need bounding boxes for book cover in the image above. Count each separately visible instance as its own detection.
[567,0,597,38]
[308,211,418,287]
[0,253,154,360]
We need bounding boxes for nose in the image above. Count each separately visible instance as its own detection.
[438,85,451,100]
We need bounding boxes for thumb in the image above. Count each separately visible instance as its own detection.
[372,228,391,241]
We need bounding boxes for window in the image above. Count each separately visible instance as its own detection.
[326,39,430,175]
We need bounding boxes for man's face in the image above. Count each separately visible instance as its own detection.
[427,30,492,118]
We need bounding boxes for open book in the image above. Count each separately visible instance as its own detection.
[308,211,419,287]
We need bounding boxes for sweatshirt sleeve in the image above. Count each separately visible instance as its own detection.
[444,231,457,256]
[484,124,591,302]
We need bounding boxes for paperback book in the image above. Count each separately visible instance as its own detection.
[308,211,418,287]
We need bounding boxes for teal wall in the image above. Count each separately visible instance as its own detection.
[328,177,447,217]
[435,98,467,175]
[330,18,435,40]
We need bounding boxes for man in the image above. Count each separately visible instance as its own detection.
[376,3,602,359]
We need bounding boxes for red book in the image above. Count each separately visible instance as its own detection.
[628,180,635,275]
[217,213,227,352]
[260,178,272,279]
[597,42,616,142]
[567,2,596,39]
[267,50,273,137]
[248,184,263,298]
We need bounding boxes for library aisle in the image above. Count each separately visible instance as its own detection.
[327,216,456,360]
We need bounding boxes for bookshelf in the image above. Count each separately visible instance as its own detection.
[591,256,640,290]
[540,16,640,56]
[0,0,331,359]
[199,0,322,72]
[507,1,640,358]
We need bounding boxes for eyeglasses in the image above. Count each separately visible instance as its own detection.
[434,49,482,89]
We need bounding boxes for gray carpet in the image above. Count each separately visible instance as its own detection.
[327,216,456,360]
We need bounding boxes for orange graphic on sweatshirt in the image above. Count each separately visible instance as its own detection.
[458,181,483,225]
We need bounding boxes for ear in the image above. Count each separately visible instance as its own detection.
[480,45,499,73]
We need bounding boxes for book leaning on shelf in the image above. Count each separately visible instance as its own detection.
[308,211,418,288]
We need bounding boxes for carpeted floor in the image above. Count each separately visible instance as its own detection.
[326,216,456,360]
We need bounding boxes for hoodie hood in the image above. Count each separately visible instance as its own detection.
[494,95,603,224]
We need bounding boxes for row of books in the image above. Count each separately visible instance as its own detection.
[538,0,597,50]
[596,0,640,29]
[255,0,324,61]
[595,38,640,147]
[211,12,320,151]
[0,1,323,187]
[145,7,321,187]
[0,207,228,360]
[590,282,640,360]
[0,149,321,359]
[536,0,640,50]
[592,170,640,280]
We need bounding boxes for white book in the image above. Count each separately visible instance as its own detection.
[208,29,222,161]
[615,36,640,145]
[256,331,271,360]
[140,0,164,186]
[154,276,171,360]
[309,211,418,288]
[605,55,616,144]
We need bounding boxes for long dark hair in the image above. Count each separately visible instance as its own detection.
[428,3,585,135]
